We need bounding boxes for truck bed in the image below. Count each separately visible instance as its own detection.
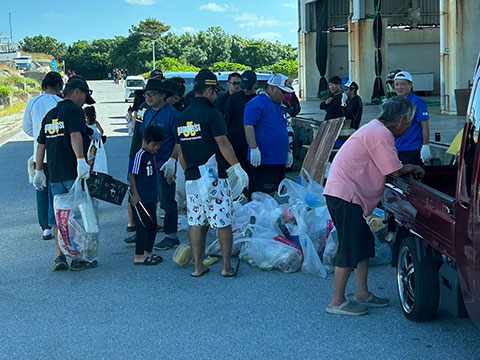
[384,165,457,259]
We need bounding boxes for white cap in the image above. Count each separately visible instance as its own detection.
[267,74,294,93]
[394,71,413,82]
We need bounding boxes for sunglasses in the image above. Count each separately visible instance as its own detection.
[229,81,241,86]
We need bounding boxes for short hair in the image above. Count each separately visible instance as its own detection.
[378,96,416,124]
[41,71,63,91]
[63,87,76,98]
[143,125,163,143]
[329,76,342,85]
[228,72,241,81]
[193,84,215,96]
[84,106,96,124]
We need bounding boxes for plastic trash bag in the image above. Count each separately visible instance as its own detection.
[27,154,34,184]
[91,140,108,174]
[175,163,186,213]
[54,179,99,262]
[278,169,325,208]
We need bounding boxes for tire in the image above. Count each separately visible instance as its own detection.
[397,236,440,321]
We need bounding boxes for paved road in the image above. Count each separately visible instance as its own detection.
[0,81,478,359]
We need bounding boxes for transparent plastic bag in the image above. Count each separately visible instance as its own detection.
[92,140,108,174]
[54,179,99,262]
[278,169,325,208]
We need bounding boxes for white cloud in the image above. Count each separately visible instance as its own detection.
[124,0,155,5]
[199,3,237,12]
[182,26,197,33]
[281,2,296,8]
[234,13,281,30]
[252,32,282,41]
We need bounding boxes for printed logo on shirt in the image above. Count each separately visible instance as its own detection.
[177,121,202,140]
[44,119,65,138]
[146,160,153,176]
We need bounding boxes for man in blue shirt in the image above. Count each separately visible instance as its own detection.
[244,73,294,195]
[136,79,181,251]
[393,71,431,165]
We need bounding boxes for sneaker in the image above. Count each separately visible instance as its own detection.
[354,294,390,308]
[42,229,53,240]
[71,260,98,271]
[154,237,180,251]
[53,255,69,271]
[124,234,136,247]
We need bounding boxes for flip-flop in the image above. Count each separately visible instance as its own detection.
[190,267,210,277]
[222,269,236,278]
[325,300,368,316]
[134,255,163,266]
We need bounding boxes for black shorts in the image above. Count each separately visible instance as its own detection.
[250,164,286,194]
[397,149,422,165]
[325,195,375,268]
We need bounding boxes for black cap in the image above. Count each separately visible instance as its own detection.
[162,79,185,97]
[64,76,95,104]
[149,69,165,79]
[194,70,224,92]
[134,79,174,97]
[240,70,257,90]
[344,80,359,91]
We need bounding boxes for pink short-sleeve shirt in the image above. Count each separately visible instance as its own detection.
[323,119,403,216]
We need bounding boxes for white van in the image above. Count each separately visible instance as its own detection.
[124,76,146,102]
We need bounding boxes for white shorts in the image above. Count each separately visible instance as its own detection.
[186,178,233,228]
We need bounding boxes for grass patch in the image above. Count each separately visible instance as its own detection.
[0,101,27,120]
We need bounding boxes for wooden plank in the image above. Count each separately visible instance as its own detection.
[301,117,345,184]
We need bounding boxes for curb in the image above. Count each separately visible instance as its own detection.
[0,120,23,147]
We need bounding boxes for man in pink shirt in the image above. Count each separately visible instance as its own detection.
[323,97,425,316]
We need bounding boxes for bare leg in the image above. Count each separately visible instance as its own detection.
[354,259,371,302]
[190,225,209,276]
[330,266,352,307]
[127,203,135,227]
[217,225,233,275]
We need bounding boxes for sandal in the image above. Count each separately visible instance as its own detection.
[222,268,236,277]
[190,267,210,277]
[134,255,163,266]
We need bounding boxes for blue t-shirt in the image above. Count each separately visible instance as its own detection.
[244,94,289,165]
[140,104,179,164]
[129,149,158,204]
[395,93,429,152]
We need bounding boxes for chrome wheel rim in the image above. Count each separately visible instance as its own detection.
[397,245,415,314]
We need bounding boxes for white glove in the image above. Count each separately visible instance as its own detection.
[160,158,176,179]
[76,158,91,179]
[90,128,102,141]
[232,163,249,190]
[286,151,293,168]
[341,92,348,107]
[250,147,261,167]
[421,145,432,163]
[33,170,47,191]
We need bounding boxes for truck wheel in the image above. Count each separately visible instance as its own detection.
[397,237,440,321]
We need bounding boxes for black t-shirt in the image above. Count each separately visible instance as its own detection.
[129,102,149,160]
[214,91,230,115]
[320,93,344,120]
[343,95,363,130]
[37,99,89,182]
[175,97,228,181]
[224,91,256,160]
[183,90,195,109]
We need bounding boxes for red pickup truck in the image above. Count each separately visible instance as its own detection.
[384,55,480,325]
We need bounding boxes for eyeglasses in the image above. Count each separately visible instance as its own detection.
[144,92,159,98]
[229,81,241,86]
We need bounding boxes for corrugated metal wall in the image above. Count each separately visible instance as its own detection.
[328,0,439,28]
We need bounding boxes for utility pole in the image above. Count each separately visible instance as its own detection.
[9,13,13,52]
[152,40,156,70]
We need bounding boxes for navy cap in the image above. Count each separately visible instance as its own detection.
[64,76,95,104]
[240,70,257,90]
[194,70,224,92]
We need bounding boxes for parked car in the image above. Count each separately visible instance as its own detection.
[383,53,480,325]
[124,76,146,102]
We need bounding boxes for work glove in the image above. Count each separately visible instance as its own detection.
[286,151,293,168]
[33,170,47,191]
[341,92,348,107]
[232,163,249,190]
[160,158,176,180]
[90,128,102,141]
[250,147,261,167]
[420,145,432,163]
[76,158,91,180]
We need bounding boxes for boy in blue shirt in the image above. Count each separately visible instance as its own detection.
[129,125,164,265]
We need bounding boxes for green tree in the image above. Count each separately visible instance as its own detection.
[209,62,249,72]
[153,57,199,73]
[19,35,68,61]
[130,18,171,40]
[259,60,299,79]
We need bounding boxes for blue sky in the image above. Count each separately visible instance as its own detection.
[0,0,299,47]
